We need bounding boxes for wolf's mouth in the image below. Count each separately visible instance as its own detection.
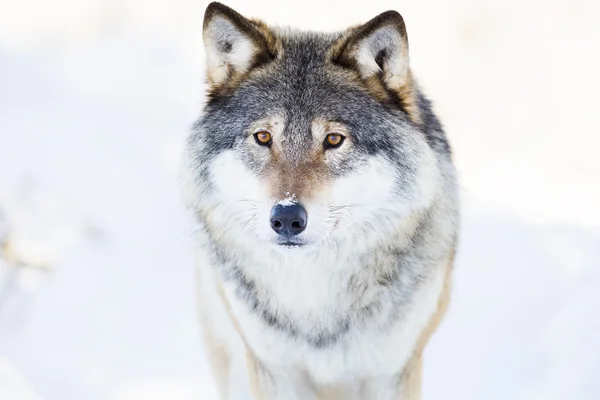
[275,239,306,248]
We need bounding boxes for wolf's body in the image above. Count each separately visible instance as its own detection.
[181,3,459,399]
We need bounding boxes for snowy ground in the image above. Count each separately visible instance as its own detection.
[0,0,598,399]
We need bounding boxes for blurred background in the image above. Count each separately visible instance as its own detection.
[0,0,598,399]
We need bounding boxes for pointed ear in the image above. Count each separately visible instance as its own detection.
[203,2,277,90]
[331,11,420,123]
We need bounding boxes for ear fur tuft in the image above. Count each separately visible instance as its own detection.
[331,11,421,123]
[203,2,277,92]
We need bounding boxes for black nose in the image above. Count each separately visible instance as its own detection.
[270,203,307,237]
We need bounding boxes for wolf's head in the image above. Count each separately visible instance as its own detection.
[182,2,448,256]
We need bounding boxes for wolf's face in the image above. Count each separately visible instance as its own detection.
[182,3,443,256]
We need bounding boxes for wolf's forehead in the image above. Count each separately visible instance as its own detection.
[278,32,339,76]
[246,33,361,136]
[278,30,340,67]
[274,33,341,110]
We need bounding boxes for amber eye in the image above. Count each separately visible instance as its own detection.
[325,133,345,148]
[254,131,272,146]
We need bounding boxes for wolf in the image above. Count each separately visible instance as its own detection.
[180,2,459,399]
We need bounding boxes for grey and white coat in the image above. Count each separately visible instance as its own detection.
[180,2,460,399]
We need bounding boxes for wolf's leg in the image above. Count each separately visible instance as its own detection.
[206,275,315,400]
[245,353,317,400]
[361,251,455,400]
[199,317,231,399]
[355,351,422,399]
[224,351,254,400]
[398,353,423,399]
[197,256,254,400]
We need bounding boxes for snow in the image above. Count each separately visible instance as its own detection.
[277,197,297,207]
[0,0,598,399]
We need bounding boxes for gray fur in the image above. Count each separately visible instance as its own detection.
[182,3,460,396]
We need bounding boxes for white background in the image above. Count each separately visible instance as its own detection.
[0,0,598,399]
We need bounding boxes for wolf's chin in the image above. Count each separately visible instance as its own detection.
[269,238,315,253]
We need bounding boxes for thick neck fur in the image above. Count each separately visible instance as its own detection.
[197,175,457,349]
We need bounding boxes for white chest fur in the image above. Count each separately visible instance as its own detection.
[217,248,446,386]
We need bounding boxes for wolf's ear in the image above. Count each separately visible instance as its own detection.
[331,11,420,122]
[203,2,276,89]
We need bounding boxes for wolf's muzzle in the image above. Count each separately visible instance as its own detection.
[270,203,307,237]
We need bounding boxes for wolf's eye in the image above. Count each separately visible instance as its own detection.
[325,133,345,148]
[254,131,272,146]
